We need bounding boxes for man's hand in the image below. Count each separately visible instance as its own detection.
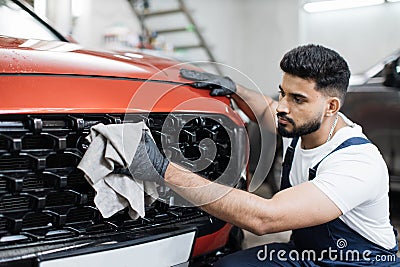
[180,69,237,96]
[117,130,169,184]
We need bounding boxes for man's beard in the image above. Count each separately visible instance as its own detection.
[277,112,322,138]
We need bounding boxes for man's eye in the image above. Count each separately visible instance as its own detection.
[293,97,303,104]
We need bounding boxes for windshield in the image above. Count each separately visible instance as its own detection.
[0,0,61,41]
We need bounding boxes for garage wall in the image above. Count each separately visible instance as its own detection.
[299,2,400,75]
[44,0,299,95]
[43,0,400,95]
[184,0,300,94]
[71,0,141,49]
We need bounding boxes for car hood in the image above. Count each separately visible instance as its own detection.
[0,36,195,82]
[0,36,244,125]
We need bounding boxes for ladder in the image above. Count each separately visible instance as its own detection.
[127,0,222,75]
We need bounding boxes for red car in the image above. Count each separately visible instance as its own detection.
[0,0,249,266]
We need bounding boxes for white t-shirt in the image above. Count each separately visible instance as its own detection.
[282,112,396,250]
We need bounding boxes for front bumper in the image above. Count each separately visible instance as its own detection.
[2,227,196,267]
[0,113,247,265]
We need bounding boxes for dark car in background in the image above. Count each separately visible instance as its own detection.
[343,50,400,192]
[340,51,400,216]
[0,0,248,266]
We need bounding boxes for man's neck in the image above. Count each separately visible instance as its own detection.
[300,115,345,149]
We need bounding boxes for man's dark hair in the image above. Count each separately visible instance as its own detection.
[280,44,350,105]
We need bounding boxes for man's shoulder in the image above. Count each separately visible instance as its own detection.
[321,136,384,172]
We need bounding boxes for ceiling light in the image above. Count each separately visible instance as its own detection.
[387,0,400,2]
[303,0,385,13]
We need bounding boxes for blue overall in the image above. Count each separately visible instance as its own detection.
[215,137,400,266]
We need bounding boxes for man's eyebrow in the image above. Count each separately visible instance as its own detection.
[278,85,307,99]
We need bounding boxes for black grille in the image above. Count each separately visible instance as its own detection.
[0,113,243,246]
[0,195,30,212]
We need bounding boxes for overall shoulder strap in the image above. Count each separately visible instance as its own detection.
[280,136,299,190]
[308,137,371,180]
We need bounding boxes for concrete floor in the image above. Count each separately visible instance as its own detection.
[241,183,400,256]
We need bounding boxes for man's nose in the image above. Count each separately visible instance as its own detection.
[276,98,289,114]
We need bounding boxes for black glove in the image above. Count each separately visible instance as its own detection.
[116,130,169,184]
[180,69,237,96]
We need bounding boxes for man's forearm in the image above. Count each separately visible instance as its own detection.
[233,85,277,130]
[164,163,276,235]
[163,162,342,235]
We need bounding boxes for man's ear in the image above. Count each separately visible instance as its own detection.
[325,97,341,117]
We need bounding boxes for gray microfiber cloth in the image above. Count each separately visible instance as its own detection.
[77,122,158,219]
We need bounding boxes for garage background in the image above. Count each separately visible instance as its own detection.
[32,0,400,96]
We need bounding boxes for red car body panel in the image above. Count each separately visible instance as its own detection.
[192,223,233,257]
[1,37,198,82]
[0,75,243,125]
[0,37,243,125]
